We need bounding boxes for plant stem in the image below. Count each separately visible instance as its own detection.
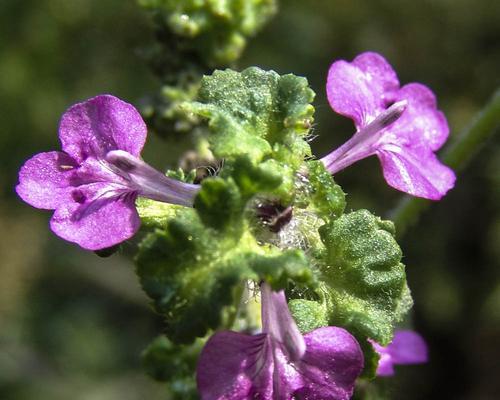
[389,87,500,236]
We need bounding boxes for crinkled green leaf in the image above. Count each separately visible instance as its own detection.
[183,67,314,167]
[306,160,346,220]
[187,97,272,161]
[136,210,238,343]
[318,210,408,346]
[395,281,414,321]
[137,158,313,343]
[194,177,243,232]
[288,298,328,334]
[248,249,314,290]
[194,155,282,232]
[228,156,282,199]
[136,207,313,344]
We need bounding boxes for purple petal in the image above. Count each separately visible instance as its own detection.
[50,183,140,250]
[390,83,450,151]
[374,351,395,377]
[59,95,147,163]
[294,327,364,400]
[372,330,428,377]
[327,52,399,129]
[387,330,428,365]
[197,331,273,400]
[378,146,456,200]
[377,83,454,199]
[369,340,395,376]
[16,151,77,210]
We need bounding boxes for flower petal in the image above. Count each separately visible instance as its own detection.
[390,83,449,151]
[197,331,273,400]
[371,330,428,376]
[375,351,395,376]
[16,151,77,210]
[387,330,428,365]
[327,52,399,129]
[377,146,456,200]
[50,183,140,250]
[59,95,147,163]
[293,327,364,400]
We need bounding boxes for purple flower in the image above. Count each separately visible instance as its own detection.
[16,95,200,250]
[371,330,428,376]
[321,52,455,200]
[196,283,364,400]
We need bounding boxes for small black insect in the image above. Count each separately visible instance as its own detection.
[256,202,293,233]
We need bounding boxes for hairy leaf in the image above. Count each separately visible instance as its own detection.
[288,298,328,334]
[136,173,313,343]
[318,210,408,347]
[194,177,243,232]
[184,67,314,168]
[306,160,346,220]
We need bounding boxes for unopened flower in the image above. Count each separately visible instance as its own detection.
[197,283,364,399]
[371,330,428,376]
[16,95,199,250]
[321,52,455,200]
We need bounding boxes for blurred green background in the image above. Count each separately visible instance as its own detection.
[1,0,499,398]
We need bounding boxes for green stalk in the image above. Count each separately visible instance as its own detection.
[390,87,500,236]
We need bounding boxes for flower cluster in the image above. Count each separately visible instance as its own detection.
[17,52,450,399]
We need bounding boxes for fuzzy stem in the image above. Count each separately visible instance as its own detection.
[389,87,500,236]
